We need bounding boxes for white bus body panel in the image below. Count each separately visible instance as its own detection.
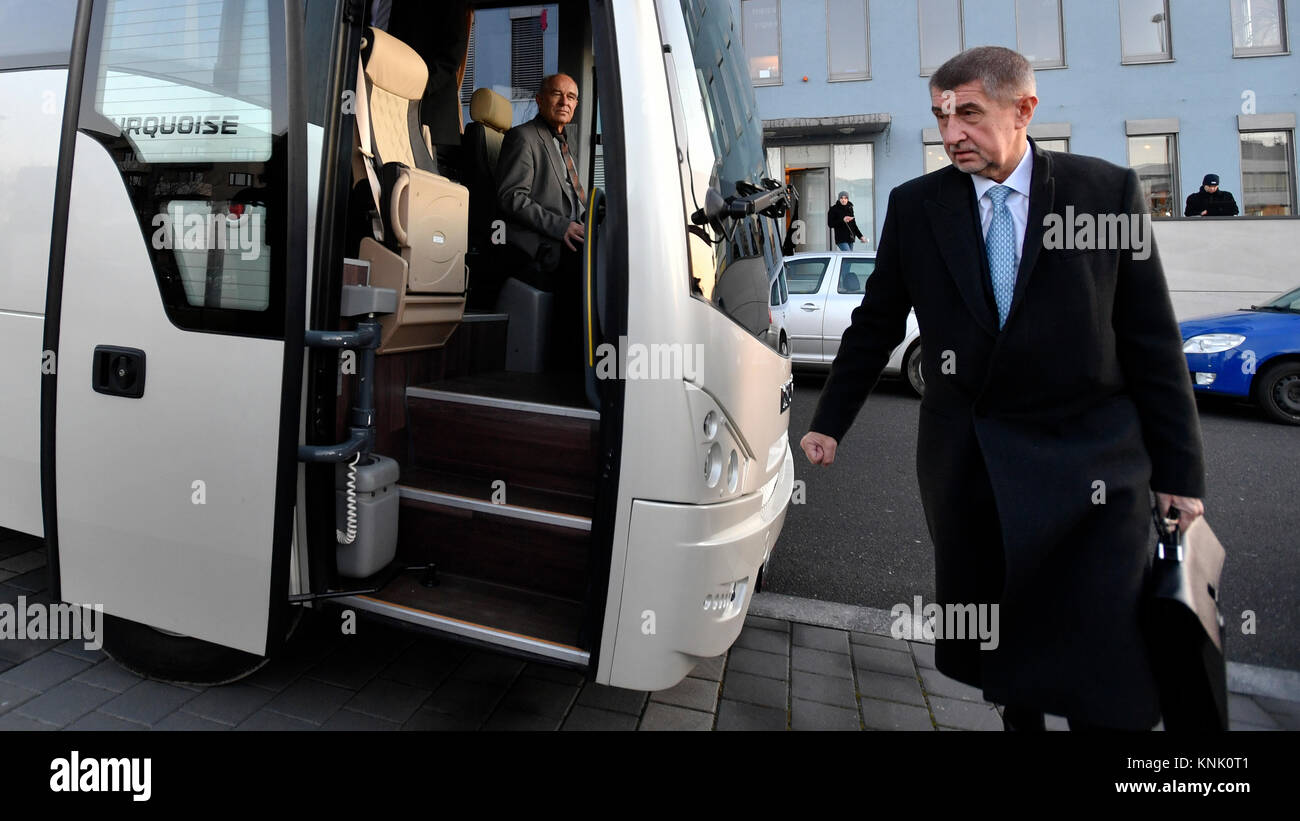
[597,0,795,688]
[0,70,67,538]
[55,134,283,655]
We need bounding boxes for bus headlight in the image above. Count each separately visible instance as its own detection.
[726,449,739,493]
[704,442,723,487]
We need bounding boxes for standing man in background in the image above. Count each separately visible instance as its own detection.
[828,191,866,251]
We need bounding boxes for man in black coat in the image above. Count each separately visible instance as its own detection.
[828,191,866,250]
[1185,173,1240,217]
[800,47,1206,730]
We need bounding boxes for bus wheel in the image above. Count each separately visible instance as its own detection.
[101,610,299,686]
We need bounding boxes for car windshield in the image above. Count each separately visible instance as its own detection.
[1251,286,1300,313]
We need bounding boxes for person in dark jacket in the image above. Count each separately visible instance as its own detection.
[828,192,866,250]
[1184,174,1239,217]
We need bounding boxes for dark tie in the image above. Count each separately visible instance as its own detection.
[556,131,586,208]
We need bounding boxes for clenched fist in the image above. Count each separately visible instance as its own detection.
[800,432,838,466]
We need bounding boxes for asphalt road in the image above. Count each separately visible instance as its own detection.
[770,370,1300,672]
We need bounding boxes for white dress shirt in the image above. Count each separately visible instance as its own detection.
[970,142,1034,270]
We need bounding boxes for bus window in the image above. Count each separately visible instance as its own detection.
[0,0,76,71]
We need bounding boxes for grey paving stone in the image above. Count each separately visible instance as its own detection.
[856,670,926,707]
[650,676,720,713]
[576,683,648,715]
[929,696,1003,731]
[74,660,143,694]
[0,570,14,584]
[726,647,788,680]
[792,669,857,709]
[402,707,480,731]
[0,660,10,674]
[0,551,46,575]
[0,651,88,692]
[561,705,639,731]
[380,641,468,690]
[235,709,318,730]
[0,712,57,730]
[320,709,402,731]
[497,677,579,720]
[305,642,390,691]
[1254,695,1300,718]
[743,615,790,632]
[520,662,587,686]
[52,640,105,664]
[715,698,786,731]
[853,644,916,678]
[345,678,432,724]
[638,702,713,731]
[792,698,860,730]
[792,646,853,680]
[909,641,937,669]
[62,711,146,730]
[423,678,507,720]
[100,680,199,726]
[242,652,315,693]
[1045,714,1069,731]
[1262,710,1300,730]
[263,677,353,725]
[453,651,526,686]
[0,681,39,715]
[15,680,115,727]
[1228,694,1279,728]
[0,635,62,664]
[180,683,275,726]
[792,623,850,655]
[850,632,911,652]
[721,670,788,709]
[859,697,934,731]
[483,709,564,731]
[152,711,229,731]
[733,626,789,656]
[3,569,47,593]
[919,667,985,703]
[689,654,726,682]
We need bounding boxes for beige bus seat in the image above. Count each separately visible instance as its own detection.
[353,26,469,353]
[462,88,512,247]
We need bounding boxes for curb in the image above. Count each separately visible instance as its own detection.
[750,591,1300,703]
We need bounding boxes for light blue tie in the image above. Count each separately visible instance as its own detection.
[985,184,1016,328]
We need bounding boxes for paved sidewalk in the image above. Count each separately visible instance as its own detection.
[2,530,1296,731]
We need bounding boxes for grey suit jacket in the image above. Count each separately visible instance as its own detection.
[496,115,584,272]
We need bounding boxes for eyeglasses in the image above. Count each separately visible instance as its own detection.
[545,89,579,104]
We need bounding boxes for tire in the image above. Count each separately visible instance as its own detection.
[779,334,789,356]
[101,608,300,686]
[1253,360,1300,425]
[905,342,925,398]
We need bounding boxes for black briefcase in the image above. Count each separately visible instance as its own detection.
[1140,506,1229,731]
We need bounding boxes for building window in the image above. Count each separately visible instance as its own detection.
[1231,0,1288,57]
[1119,0,1172,63]
[918,0,963,75]
[1127,133,1179,218]
[827,0,870,81]
[510,15,543,99]
[460,25,476,104]
[1036,138,1069,152]
[742,0,781,85]
[1016,0,1064,68]
[924,141,951,173]
[1239,130,1296,216]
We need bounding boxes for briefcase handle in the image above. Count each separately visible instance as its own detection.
[1151,504,1182,562]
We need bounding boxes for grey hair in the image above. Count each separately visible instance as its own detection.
[928,46,1036,104]
[537,73,577,96]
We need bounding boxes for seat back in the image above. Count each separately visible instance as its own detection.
[462,88,512,252]
[354,27,470,352]
[840,270,859,293]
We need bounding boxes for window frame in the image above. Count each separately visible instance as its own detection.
[510,13,544,100]
[836,256,875,294]
[1015,0,1066,69]
[1238,128,1298,217]
[1230,0,1290,57]
[1118,0,1173,64]
[785,257,832,295]
[918,0,965,76]
[826,0,871,82]
[741,0,782,86]
[1125,131,1180,220]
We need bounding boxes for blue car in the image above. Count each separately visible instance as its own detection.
[1180,285,1300,425]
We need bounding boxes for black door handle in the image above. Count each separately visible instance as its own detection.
[92,346,146,398]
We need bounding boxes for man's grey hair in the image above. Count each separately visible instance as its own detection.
[928,46,1036,104]
[537,73,577,96]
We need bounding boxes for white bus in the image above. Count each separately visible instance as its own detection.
[1,0,794,689]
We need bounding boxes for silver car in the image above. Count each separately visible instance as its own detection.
[783,251,924,396]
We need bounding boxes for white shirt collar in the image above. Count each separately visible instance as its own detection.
[970,139,1034,202]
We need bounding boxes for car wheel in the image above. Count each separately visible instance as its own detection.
[1253,360,1300,425]
[779,335,789,356]
[905,342,925,398]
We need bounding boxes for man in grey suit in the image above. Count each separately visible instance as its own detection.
[497,73,587,370]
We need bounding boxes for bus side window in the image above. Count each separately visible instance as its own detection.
[0,0,76,71]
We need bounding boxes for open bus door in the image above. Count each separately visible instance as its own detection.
[43,0,307,678]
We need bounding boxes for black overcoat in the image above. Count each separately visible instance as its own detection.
[809,140,1206,728]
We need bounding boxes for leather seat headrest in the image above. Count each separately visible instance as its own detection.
[363,27,428,101]
[470,88,513,134]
